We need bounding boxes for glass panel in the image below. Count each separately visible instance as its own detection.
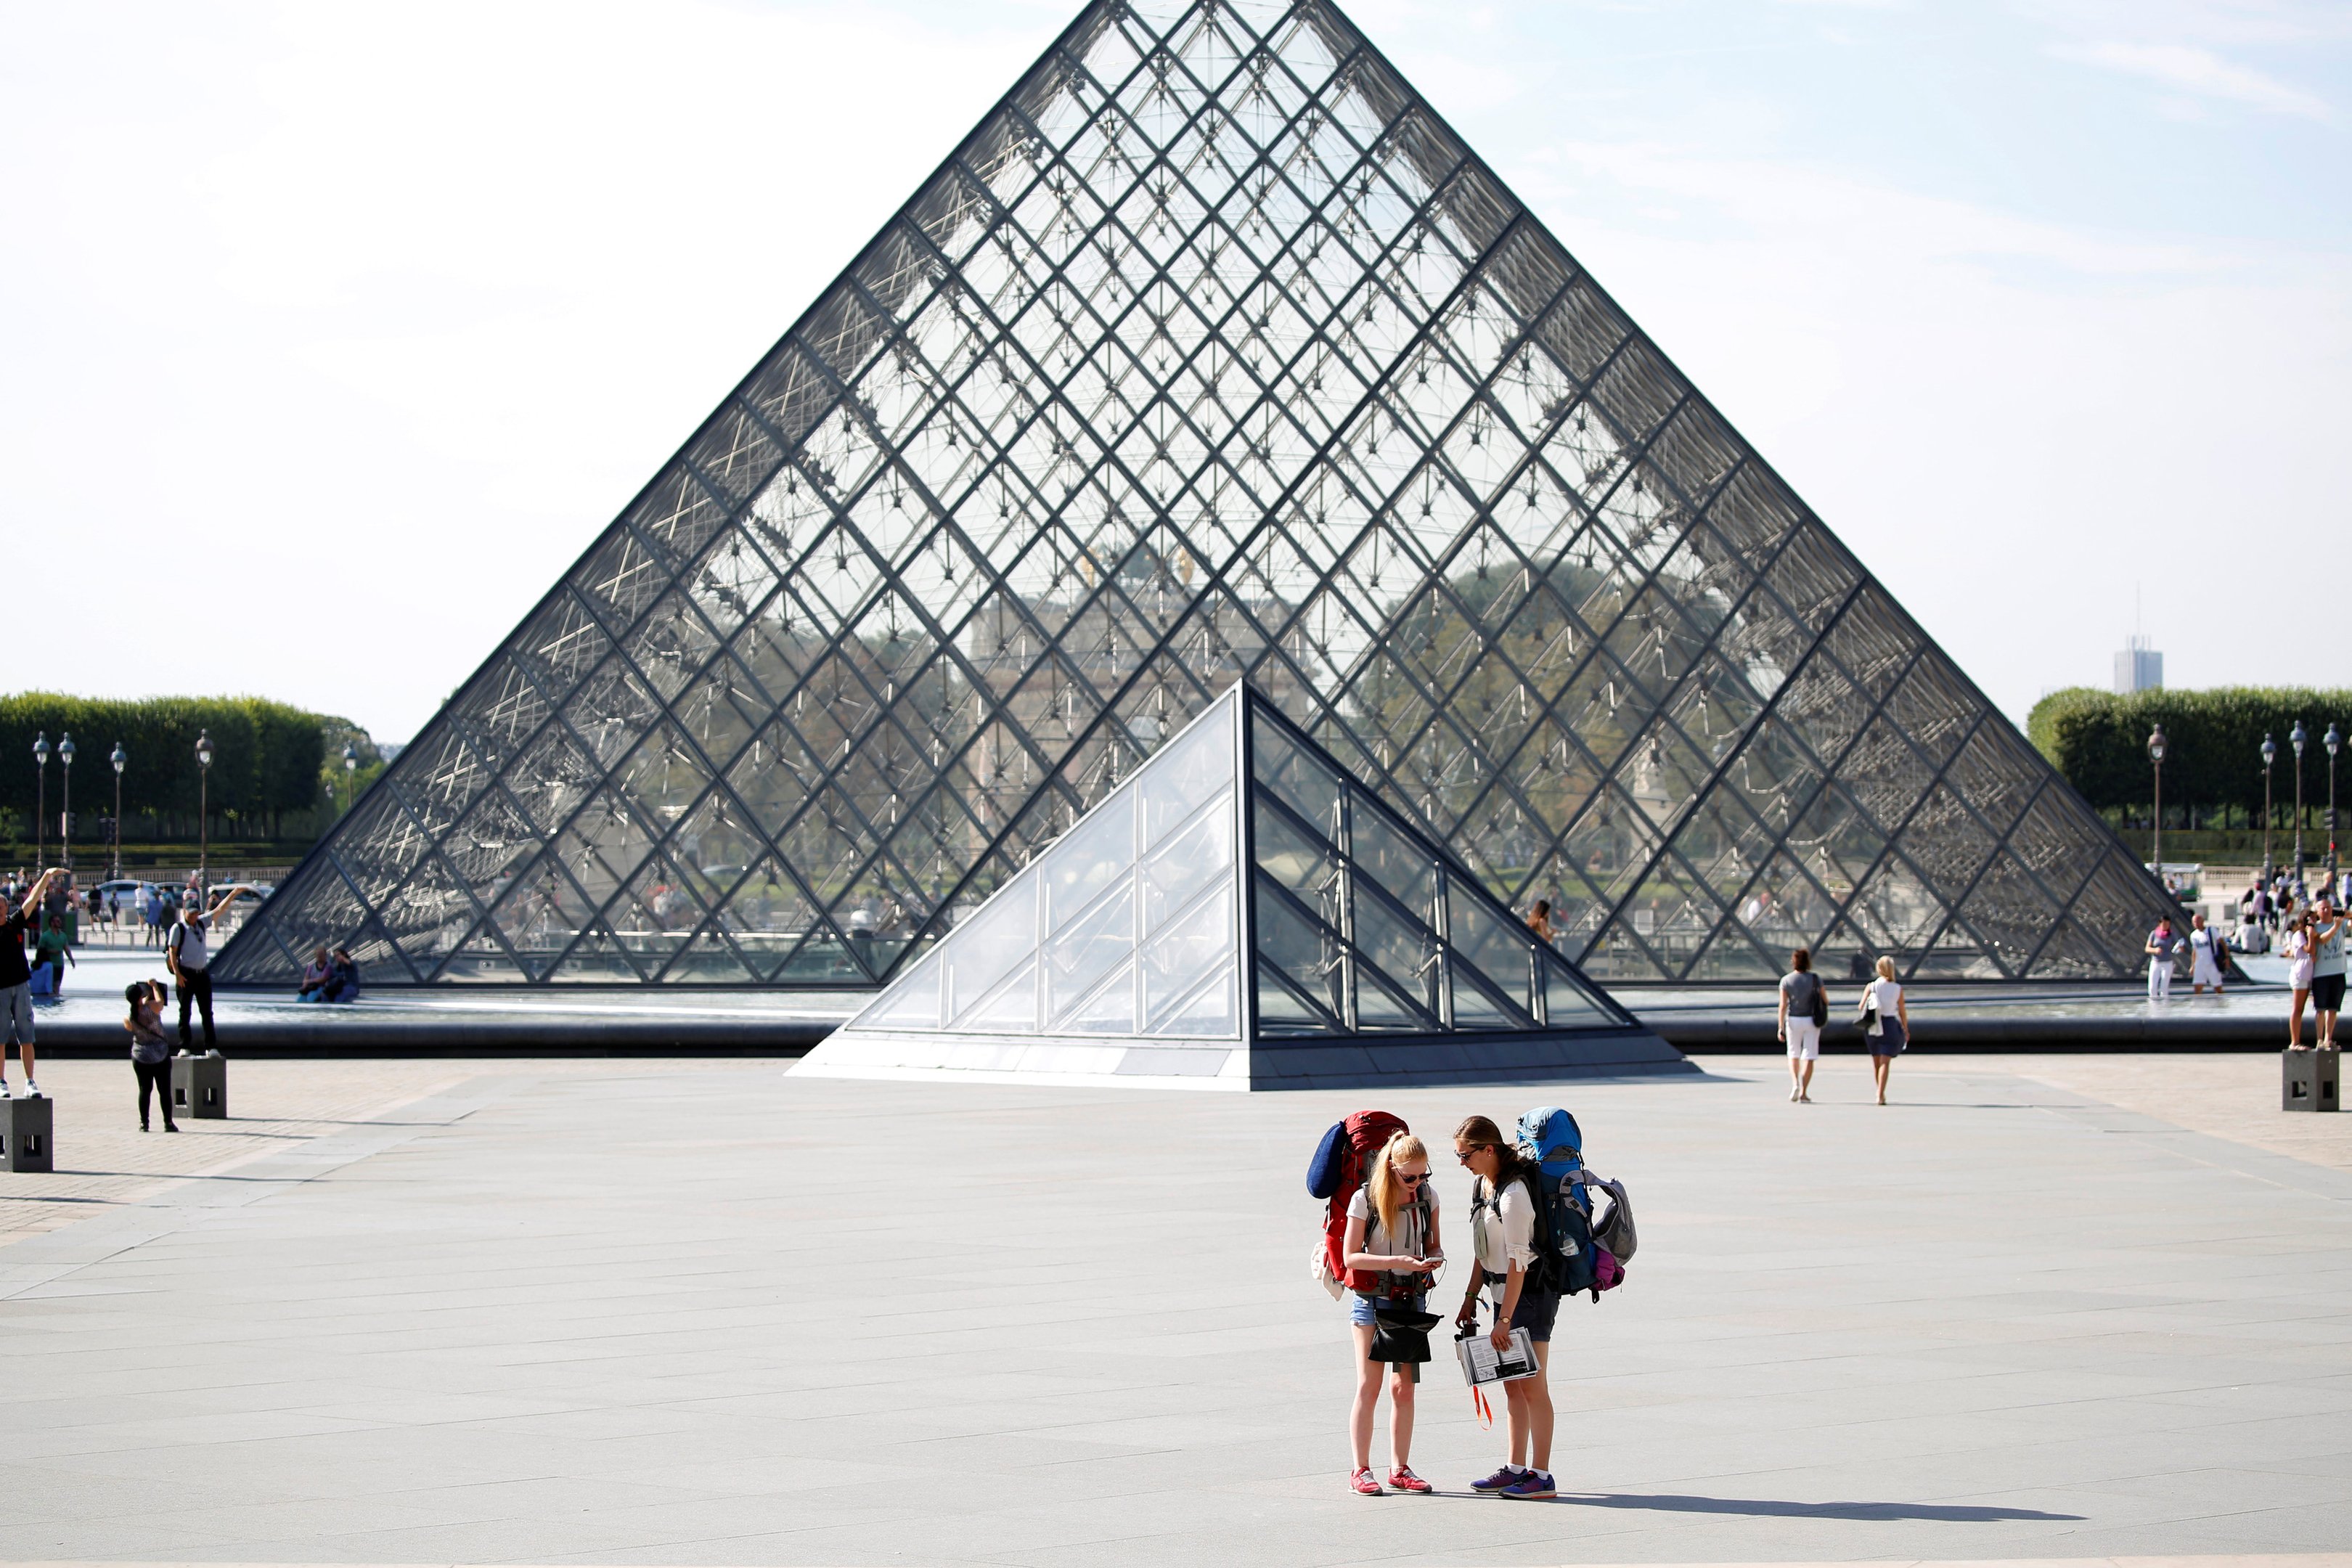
[1351,958,1430,1032]
[1142,793,1234,931]
[1061,960,1138,1035]
[1156,968,1240,1038]
[1042,792,1137,932]
[857,959,942,1031]
[1141,879,1237,1032]
[1352,891,1440,1019]
[1350,807,1439,928]
[942,883,1040,1018]
[1543,955,1620,1029]
[1255,965,1339,1036]
[1446,887,1536,1014]
[1256,875,1345,1022]
[1253,717,1342,841]
[1045,874,1136,1026]
[1255,792,1343,909]
[952,957,1039,1033]
[1447,966,1518,1029]
[1138,698,1237,847]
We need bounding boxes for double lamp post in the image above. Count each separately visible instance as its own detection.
[25,729,217,889]
[2255,722,2343,892]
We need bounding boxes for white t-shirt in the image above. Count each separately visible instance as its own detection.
[1346,1183,1439,1272]
[1469,1175,1538,1274]
[168,916,210,973]
[1869,976,1902,1017]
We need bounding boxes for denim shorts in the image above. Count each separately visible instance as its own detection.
[1348,1290,1424,1327]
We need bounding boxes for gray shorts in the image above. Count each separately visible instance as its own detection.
[0,981,32,1045]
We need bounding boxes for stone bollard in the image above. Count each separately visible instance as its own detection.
[2,1094,54,1172]
[2282,1047,2340,1113]
[172,1052,227,1120]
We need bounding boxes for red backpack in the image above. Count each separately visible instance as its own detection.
[1307,1110,1409,1291]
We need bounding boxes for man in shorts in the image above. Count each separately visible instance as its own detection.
[0,867,63,1098]
[1776,947,1825,1103]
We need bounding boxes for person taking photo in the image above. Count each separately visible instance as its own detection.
[167,884,250,1053]
[0,867,63,1098]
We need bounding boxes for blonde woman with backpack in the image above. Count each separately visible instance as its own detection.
[1340,1131,1442,1496]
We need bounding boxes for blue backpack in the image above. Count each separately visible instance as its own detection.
[1516,1106,1597,1297]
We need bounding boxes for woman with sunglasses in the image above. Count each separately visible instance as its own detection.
[1452,1116,1560,1500]
[1340,1130,1442,1496]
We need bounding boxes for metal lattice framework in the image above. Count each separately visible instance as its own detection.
[220,0,2173,990]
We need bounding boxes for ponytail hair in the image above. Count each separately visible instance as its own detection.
[1368,1131,1428,1237]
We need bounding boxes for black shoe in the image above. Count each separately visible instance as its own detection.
[164,1122,180,1132]
[140,1122,150,1132]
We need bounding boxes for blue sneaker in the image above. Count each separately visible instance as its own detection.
[1499,1470,1556,1500]
[1471,1466,1519,1493]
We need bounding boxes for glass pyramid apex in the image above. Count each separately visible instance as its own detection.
[219,0,2177,995]
[801,685,1681,1087]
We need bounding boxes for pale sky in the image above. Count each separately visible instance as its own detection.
[5,0,2346,743]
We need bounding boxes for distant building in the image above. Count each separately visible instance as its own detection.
[2115,634,2163,695]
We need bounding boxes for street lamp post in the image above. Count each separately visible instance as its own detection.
[2148,723,2167,888]
[31,731,48,868]
[2329,722,2343,891]
[2263,733,2277,886]
[2292,719,2308,889]
[195,729,214,896]
[342,742,357,814]
[57,734,74,873]
[110,743,126,881]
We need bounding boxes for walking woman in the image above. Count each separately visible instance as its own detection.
[2284,909,2315,1048]
[1864,955,1908,1105]
[1451,1117,1561,1500]
[1340,1132,1442,1496]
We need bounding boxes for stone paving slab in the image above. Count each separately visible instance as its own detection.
[0,1057,2348,1565]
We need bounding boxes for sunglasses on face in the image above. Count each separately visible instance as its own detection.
[1396,1169,1428,1185]
[1455,1144,1491,1164]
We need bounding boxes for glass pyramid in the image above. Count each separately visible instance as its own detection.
[218,0,2174,992]
[799,685,1678,1085]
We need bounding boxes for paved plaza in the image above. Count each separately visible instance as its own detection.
[1,1050,2348,1567]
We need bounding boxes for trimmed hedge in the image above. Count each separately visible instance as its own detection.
[0,694,381,844]
[2028,687,2352,826]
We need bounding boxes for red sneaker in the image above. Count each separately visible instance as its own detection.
[1387,1466,1432,1493]
[1349,1467,1383,1496]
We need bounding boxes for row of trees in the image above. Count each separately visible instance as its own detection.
[0,694,385,844]
[2029,687,2352,828]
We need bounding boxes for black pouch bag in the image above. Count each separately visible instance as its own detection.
[1368,1305,1441,1365]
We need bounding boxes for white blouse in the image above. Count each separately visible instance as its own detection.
[1470,1176,1538,1273]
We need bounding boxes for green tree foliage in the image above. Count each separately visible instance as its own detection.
[0,693,368,841]
[2028,687,2352,823]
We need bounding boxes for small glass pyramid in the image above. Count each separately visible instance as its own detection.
[799,684,1682,1087]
